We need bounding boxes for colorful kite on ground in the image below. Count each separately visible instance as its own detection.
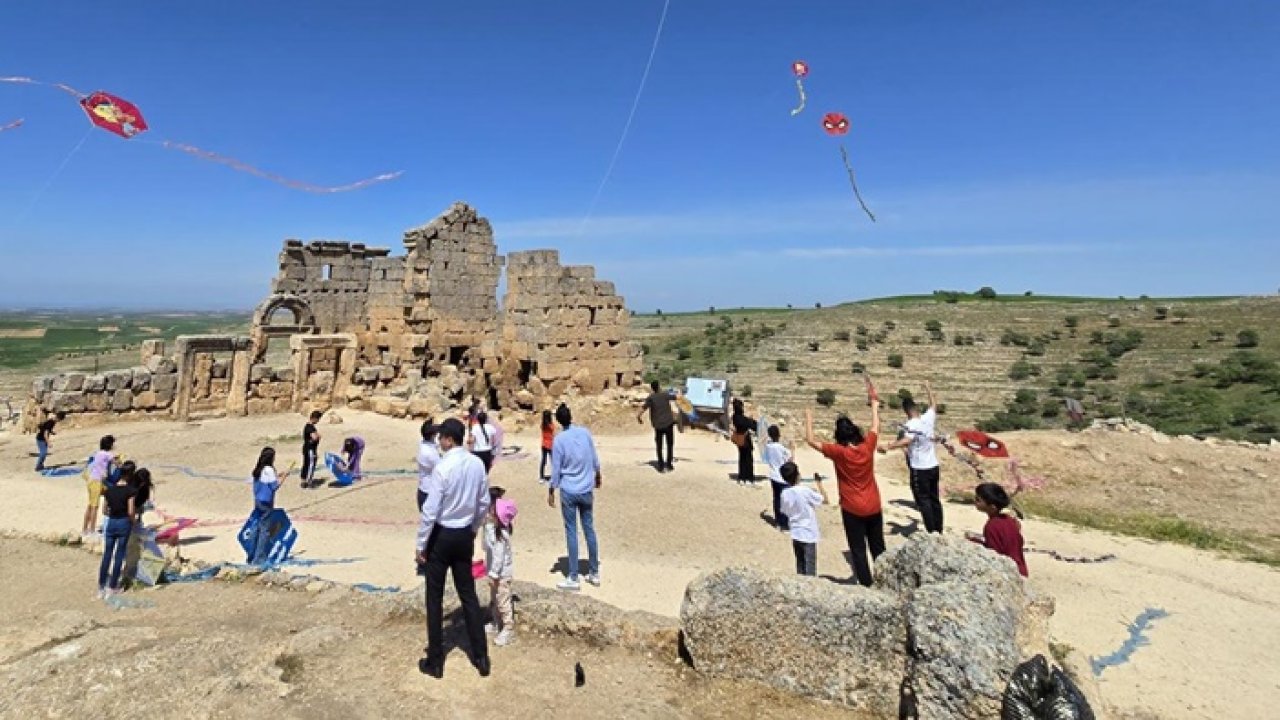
[956,429,1009,458]
[2,75,401,193]
[790,61,809,116]
[822,111,876,222]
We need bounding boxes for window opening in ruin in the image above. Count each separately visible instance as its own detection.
[266,306,299,326]
[589,308,596,324]
[517,360,536,386]
[616,373,624,388]
[486,380,501,411]
[322,264,333,281]
[448,346,468,366]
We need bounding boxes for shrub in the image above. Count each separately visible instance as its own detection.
[1107,315,1121,328]
[1000,329,1031,347]
[740,384,753,398]
[1064,316,1079,329]
[924,319,943,333]
[807,341,821,352]
[677,348,692,361]
[1154,306,1169,321]
[815,302,823,309]
[1089,330,1105,345]
[816,389,836,406]
[883,320,897,330]
[725,363,739,373]
[1026,341,1046,357]
[1173,308,1190,323]
[833,330,851,342]
[1009,359,1033,381]
[856,339,869,351]
[887,353,904,369]
[1209,330,1226,343]
[887,394,902,409]
[910,336,923,345]
[1041,400,1062,418]
[1237,329,1260,348]
[709,306,716,314]
[851,361,866,374]
[936,403,947,414]
[1024,290,1033,297]
[976,286,997,299]
[953,335,965,346]
[796,376,806,386]
[640,343,651,355]
[775,359,790,372]
[856,324,869,336]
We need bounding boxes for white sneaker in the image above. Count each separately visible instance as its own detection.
[494,629,515,647]
[586,573,601,587]
[557,577,581,591]
[484,623,498,635]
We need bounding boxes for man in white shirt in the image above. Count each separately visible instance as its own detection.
[881,381,943,533]
[762,425,793,531]
[415,418,491,679]
[416,419,441,513]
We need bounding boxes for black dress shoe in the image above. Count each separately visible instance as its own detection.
[418,658,443,678]
[472,655,491,677]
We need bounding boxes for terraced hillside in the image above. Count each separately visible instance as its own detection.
[634,294,1280,442]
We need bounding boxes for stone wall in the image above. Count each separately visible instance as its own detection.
[23,340,179,431]
[503,250,644,400]
[270,240,392,334]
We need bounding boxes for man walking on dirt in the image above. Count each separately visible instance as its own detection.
[636,381,676,473]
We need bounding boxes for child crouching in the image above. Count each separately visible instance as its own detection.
[968,482,1028,577]
[484,487,518,646]
[778,461,824,576]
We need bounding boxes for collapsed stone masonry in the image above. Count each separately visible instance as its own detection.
[23,202,643,429]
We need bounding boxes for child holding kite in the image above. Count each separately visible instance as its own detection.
[249,448,289,565]
[968,483,1028,577]
[805,401,884,588]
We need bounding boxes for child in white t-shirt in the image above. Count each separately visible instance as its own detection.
[762,425,794,531]
[778,461,824,576]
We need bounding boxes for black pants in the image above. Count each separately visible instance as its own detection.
[737,445,755,481]
[654,425,674,467]
[841,510,885,587]
[424,526,487,665]
[792,540,816,576]
[301,447,317,486]
[539,448,551,478]
[771,482,789,530]
[473,450,494,473]
[909,466,944,534]
[416,489,427,514]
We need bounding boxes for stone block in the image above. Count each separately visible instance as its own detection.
[155,387,176,407]
[140,339,166,363]
[152,373,178,392]
[250,364,272,383]
[308,370,335,397]
[275,367,296,382]
[49,392,86,414]
[84,374,107,393]
[132,390,157,410]
[378,365,396,381]
[130,367,152,391]
[209,378,230,396]
[83,393,108,412]
[146,356,177,374]
[358,366,383,384]
[372,396,394,415]
[273,397,293,413]
[210,360,229,379]
[111,389,133,412]
[388,399,410,417]
[246,398,274,415]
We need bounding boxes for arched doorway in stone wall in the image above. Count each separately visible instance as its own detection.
[250,293,318,364]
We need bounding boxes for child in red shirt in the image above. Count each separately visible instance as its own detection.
[969,482,1028,577]
[539,410,555,482]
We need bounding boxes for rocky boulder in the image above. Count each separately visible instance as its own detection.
[681,534,1053,719]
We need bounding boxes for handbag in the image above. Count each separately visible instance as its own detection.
[730,431,746,447]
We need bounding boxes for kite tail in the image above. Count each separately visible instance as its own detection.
[0,118,22,133]
[839,143,877,222]
[790,77,807,116]
[159,141,403,193]
[0,76,84,98]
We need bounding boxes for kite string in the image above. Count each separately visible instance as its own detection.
[13,126,92,225]
[839,143,877,222]
[577,0,672,236]
[137,139,403,194]
[0,118,23,133]
[790,77,807,116]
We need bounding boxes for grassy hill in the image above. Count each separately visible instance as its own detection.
[633,293,1280,443]
[0,312,248,370]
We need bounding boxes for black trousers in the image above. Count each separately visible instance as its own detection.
[301,447,317,485]
[473,450,494,473]
[909,466,944,534]
[540,448,551,478]
[841,510,886,587]
[737,445,755,481]
[424,526,487,664]
[654,425,674,466]
[416,489,427,514]
[792,540,816,576]
[771,481,789,529]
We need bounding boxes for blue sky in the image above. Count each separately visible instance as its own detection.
[1,1,1277,312]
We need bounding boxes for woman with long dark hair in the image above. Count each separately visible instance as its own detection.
[468,411,499,473]
[804,403,884,587]
[97,460,138,597]
[730,398,758,483]
[249,447,288,565]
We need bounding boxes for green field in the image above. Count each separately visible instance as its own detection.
[0,312,249,370]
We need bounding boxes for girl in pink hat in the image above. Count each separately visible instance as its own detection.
[484,487,518,646]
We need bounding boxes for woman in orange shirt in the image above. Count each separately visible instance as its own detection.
[539,409,555,482]
[804,402,883,587]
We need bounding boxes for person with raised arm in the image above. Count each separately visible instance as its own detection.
[805,396,884,587]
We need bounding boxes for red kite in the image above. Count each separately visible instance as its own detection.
[821,112,875,222]
[956,429,1009,458]
[790,61,809,116]
[79,91,147,139]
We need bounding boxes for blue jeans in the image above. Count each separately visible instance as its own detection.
[98,517,132,590]
[560,491,599,579]
[35,439,48,471]
[250,502,274,565]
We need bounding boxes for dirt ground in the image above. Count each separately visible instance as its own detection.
[0,537,850,719]
[1,409,1279,718]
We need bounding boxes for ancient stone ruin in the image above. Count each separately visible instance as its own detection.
[24,202,643,429]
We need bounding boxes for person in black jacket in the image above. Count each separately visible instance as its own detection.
[731,399,758,483]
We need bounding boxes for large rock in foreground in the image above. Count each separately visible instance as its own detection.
[680,534,1053,719]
